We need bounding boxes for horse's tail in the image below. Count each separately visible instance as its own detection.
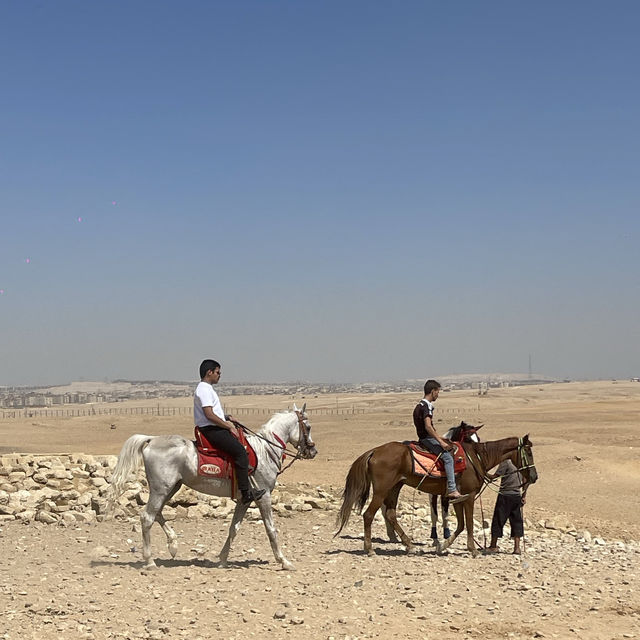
[107,434,154,512]
[334,448,375,536]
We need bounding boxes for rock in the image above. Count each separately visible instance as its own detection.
[35,511,58,524]
[273,610,286,620]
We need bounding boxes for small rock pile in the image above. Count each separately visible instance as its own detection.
[0,453,117,525]
[0,454,340,526]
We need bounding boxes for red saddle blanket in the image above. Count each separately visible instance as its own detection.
[406,442,467,477]
[194,427,258,483]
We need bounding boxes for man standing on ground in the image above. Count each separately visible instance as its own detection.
[486,458,525,554]
[194,359,265,505]
[413,379,467,503]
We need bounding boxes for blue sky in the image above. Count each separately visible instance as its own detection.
[1,1,639,385]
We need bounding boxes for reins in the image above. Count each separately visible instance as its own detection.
[232,413,310,476]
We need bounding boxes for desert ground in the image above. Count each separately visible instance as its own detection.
[1,380,639,639]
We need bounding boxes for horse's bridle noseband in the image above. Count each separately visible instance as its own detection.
[294,410,314,456]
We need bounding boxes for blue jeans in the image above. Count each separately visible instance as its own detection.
[419,436,457,494]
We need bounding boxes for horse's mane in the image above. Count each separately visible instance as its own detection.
[258,410,295,435]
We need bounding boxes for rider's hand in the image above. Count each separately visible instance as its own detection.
[227,423,239,437]
[439,438,452,451]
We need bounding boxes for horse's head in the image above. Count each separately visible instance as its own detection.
[291,403,317,459]
[514,434,538,486]
[446,421,483,443]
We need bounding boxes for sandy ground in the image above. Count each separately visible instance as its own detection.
[1,380,639,639]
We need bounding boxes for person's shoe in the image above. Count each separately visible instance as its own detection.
[446,491,469,504]
[241,488,266,504]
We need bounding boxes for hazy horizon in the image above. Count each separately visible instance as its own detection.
[2,2,639,387]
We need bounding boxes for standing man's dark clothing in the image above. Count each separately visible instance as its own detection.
[490,459,524,542]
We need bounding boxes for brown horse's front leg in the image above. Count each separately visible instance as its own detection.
[437,502,465,554]
[464,496,480,557]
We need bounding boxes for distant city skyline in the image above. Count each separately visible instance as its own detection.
[2,2,639,386]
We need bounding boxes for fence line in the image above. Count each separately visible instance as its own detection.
[0,404,481,420]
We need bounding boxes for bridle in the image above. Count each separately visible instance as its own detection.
[234,409,314,475]
[515,438,536,487]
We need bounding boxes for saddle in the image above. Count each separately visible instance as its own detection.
[404,441,467,478]
[194,427,258,494]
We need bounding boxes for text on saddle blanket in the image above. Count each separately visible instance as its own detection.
[194,427,258,479]
[405,441,467,477]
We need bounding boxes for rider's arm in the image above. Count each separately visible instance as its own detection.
[203,407,237,434]
[424,416,450,449]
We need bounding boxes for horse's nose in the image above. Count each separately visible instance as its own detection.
[306,446,318,459]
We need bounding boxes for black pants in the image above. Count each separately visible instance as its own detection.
[200,426,250,492]
[491,493,524,538]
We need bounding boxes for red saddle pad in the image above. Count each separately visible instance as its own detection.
[406,441,467,477]
[194,427,258,477]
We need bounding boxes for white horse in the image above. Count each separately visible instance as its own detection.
[108,405,317,570]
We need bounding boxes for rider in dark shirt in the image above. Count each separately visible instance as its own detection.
[413,379,467,503]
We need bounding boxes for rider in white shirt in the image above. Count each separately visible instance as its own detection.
[194,359,265,504]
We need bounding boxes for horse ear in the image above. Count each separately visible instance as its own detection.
[523,433,530,444]
[301,402,307,414]
[477,424,484,430]
[293,403,299,412]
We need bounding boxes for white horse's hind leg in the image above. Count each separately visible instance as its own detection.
[255,493,294,570]
[141,505,158,569]
[157,482,182,558]
[141,472,182,568]
[218,500,249,567]
[156,513,178,558]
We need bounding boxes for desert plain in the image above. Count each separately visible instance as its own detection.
[1,379,639,640]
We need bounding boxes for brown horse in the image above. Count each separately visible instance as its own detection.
[336,435,537,557]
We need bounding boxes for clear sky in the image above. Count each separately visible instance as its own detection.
[1,1,639,386]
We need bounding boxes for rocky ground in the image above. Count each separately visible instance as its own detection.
[2,381,640,639]
[1,483,639,640]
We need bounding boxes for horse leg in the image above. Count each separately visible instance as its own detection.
[218,500,250,568]
[254,492,294,571]
[155,481,182,559]
[430,494,439,544]
[437,502,465,555]
[140,489,169,569]
[381,504,398,542]
[363,492,386,556]
[382,483,415,553]
[464,498,480,557]
[442,497,451,539]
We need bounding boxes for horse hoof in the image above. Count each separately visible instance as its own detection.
[406,546,417,555]
[144,560,157,569]
[366,549,376,557]
[281,560,296,571]
[168,542,178,558]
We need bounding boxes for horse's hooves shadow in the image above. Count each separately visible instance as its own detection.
[90,557,268,570]
[326,537,433,558]
[338,534,413,545]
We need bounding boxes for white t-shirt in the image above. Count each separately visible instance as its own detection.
[194,381,225,427]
